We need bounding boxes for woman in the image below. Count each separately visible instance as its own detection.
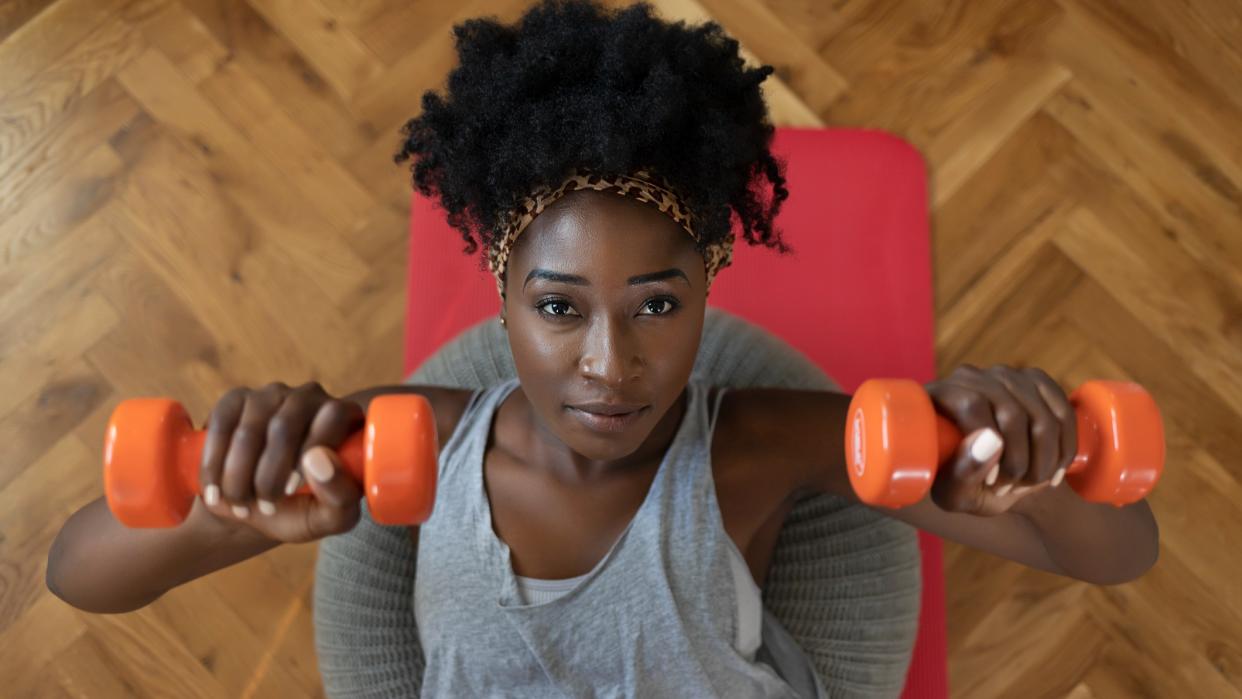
[317,1,861,693]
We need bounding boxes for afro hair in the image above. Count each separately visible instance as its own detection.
[394,0,793,286]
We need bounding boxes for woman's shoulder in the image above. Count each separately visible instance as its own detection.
[422,379,519,455]
[433,386,478,441]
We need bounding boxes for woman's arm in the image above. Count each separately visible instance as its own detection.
[867,486,1158,585]
[1008,480,1159,585]
[47,384,461,614]
[731,386,1160,585]
[46,495,279,614]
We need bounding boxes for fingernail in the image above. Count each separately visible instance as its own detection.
[986,464,999,486]
[996,483,1013,497]
[1052,468,1066,487]
[303,449,334,483]
[204,484,220,507]
[232,504,250,518]
[284,470,303,496]
[258,500,276,516]
[970,429,1003,463]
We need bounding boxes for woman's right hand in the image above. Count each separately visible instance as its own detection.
[198,381,365,544]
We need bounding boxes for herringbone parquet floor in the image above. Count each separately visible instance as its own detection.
[2,0,1240,696]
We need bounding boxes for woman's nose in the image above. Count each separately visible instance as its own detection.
[579,320,642,384]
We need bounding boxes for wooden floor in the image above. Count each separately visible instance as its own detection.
[2,0,1239,696]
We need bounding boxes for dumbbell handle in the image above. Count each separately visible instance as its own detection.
[930,381,1163,506]
[105,413,367,505]
[933,410,1096,476]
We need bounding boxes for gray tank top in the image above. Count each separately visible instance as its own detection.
[414,377,824,697]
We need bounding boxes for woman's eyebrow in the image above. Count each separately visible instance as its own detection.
[523,268,689,290]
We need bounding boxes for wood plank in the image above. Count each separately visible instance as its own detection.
[1083,581,1242,698]
[1044,5,1242,280]
[821,0,1063,144]
[0,290,117,421]
[0,592,88,694]
[926,57,1069,205]
[54,632,151,698]
[0,435,102,634]
[77,602,231,698]
[933,110,1085,317]
[948,568,1089,698]
[246,0,385,101]
[0,120,132,273]
[697,0,849,116]
[1091,544,1242,693]
[0,0,132,96]
[1044,82,1242,295]
[180,0,378,159]
[1053,206,1242,419]
[348,0,532,132]
[198,60,377,232]
[0,0,57,44]
[143,573,312,695]
[1056,276,1242,485]
[652,0,825,126]
[0,8,148,170]
[115,48,374,311]
[936,234,1083,372]
[130,0,232,84]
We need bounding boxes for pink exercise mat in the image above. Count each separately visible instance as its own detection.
[404,127,948,698]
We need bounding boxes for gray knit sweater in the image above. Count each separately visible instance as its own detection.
[313,307,920,697]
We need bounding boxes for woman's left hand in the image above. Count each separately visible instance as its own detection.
[923,364,1079,517]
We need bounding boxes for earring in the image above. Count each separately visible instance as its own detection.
[499,316,506,327]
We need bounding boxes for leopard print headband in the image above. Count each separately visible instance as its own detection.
[488,167,734,299]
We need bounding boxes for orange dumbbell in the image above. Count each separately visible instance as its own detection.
[103,394,438,528]
[845,379,1165,508]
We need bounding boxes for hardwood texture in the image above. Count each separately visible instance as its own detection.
[2,0,1238,696]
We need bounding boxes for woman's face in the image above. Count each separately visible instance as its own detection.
[501,189,706,471]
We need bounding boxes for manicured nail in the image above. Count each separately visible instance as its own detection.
[996,483,1013,497]
[1052,468,1066,487]
[303,449,334,483]
[204,484,220,507]
[284,470,303,496]
[971,429,1002,463]
[258,500,276,516]
[232,504,250,518]
[986,464,999,486]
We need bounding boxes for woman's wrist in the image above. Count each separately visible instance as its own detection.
[187,496,277,548]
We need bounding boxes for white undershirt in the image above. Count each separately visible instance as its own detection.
[514,541,763,660]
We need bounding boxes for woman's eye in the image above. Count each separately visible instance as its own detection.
[642,298,677,315]
[537,300,577,317]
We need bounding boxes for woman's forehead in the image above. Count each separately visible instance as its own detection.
[516,194,695,261]
[539,190,678,231]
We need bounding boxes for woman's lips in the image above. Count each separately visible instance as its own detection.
[568,405,648,433]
